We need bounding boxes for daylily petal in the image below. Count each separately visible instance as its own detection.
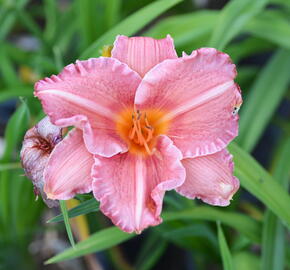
[35,57,141,157]
[135,48,242,158]
[111,35,177,77]
[92,136,185,233]
[20,116,61,207]
[176,149,239,206]
[44,128,94,200]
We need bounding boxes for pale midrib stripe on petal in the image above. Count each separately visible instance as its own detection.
[163,81,234,121]
[135,157,145,230]
[38,90,116,120]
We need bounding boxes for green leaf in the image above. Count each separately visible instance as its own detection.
[47,198,99,223]
[162,206,261,243]
[48,205,260,242]
[75,0,100,48]
[233,252,260,270]
[0,45,19,86]
[135,233,167,270]
[269,0,290,9]
[54,4,77,52]
[1,100,29,162]
[262,212,286,270]
[0,9,16,41]
[17,10,43,41]
[244,10,290,50]
[217,222,233,270]
[0,87,33,103]
[160,223,218,250]
[44,0,58,43]
[237,49,290,152]
[53,46,64,71]
[0,162,21,171]
[208,0,268,50]
[104,0,121,28]
[80,0,183,59]
[45,227,134,264]
[46,205,259,263]
[261,137,290,270]
[163,192,187,210]
[225,37,274,63]
[145,10,218,48]
[59,201,75,248]
[235,66,258,88]
[0,100,29,229]
[228,142,290,230]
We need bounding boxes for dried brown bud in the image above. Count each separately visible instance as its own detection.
[20,117,62,207]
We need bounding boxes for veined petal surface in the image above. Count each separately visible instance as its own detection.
[112,35,177,77]
[135,48,242,158]
[176,149,239,206]
[92,136,185,233]
[35,57,141,157]
[44,129,94,200]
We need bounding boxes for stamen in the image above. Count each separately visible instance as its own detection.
[143,141,152,155]
[128,108,155,155]
[137,110,141,119]
[116,107,169,156]
[129,124,137,139]
[144,113,150,127]
[136,118,143,145]
[146,128,153,142]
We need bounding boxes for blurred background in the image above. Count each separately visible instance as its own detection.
[0,0,290,269]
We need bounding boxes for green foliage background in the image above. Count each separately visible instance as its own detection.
[0,0,289,269]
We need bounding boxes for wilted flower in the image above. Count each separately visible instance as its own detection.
[31,35,242,232]
[20,116,62,207]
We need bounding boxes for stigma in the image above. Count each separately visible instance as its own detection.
[116,107,169,156]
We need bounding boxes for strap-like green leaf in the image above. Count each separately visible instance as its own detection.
[0,10,17,41]
[217,222,234,270]
[0,87,32,103]
[135,233,167,270]
[46,206,260,264]
[229,142,290,229]
[75,0,102,48]
[261,137,290,270]
[0,100,29,229]
[163,207,261,243]
[145,10,218,47]
[0,162,21,171]
[47,198,99,223]
[208,0,268,50]
[43,0,58,43]
[233,252,260,270]
[244,10,290,50]
[160,223,218,250]
[1,100,29,162]
[237,49,290,152]
[59,201,75,248]
[80,0,183,59]
[45,226,134,264]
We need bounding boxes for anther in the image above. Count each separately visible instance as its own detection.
[128,108,155,155]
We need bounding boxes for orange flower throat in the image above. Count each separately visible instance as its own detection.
[116,107,169,155]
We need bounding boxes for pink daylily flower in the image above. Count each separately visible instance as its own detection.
[34,35,242,233]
